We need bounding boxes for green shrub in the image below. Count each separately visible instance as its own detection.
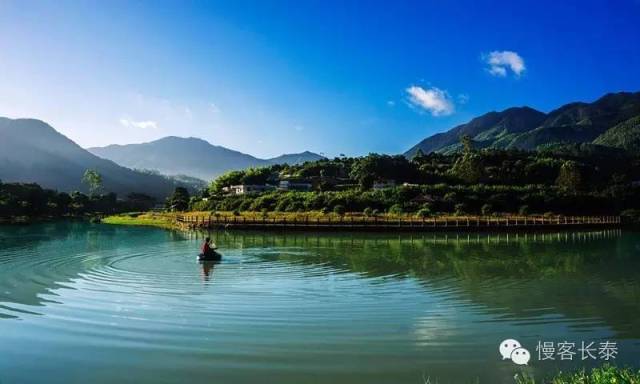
[454,203,466,216]
[519,205,530,215]
[286,201,303,212]
[333,205,346,215]
[514,364,640,384]
[416,207,431,218]
[388,204,403,215]
[363,207,374,217]
[481,203,492,216]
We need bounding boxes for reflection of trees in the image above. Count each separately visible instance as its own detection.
[214,229,640,338]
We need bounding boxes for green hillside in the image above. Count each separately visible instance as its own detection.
[406,91,640,156]
[593,115,640,152]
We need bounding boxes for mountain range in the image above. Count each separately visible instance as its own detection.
[0,118,180,198]
[88,138,325,181]
[405,91,640,156]
[2,90,639,199]
[0,117,324,198]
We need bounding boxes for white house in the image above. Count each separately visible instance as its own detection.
[225,184,274,195]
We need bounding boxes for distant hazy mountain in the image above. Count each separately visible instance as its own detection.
[406,91,640,156]
[88,137,324,180]
[0,118,180,198]
[267,151,325,165]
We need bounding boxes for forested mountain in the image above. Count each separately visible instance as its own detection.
[406,91,640,156]
[0,118,180,198]
[593,115,640,153]
[89,137,324,181]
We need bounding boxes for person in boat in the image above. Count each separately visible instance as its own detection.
[201,237,217,255]
[199,237,220,261]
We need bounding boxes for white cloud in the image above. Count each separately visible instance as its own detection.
[387,100,396,107]
[119,118,158,129]
[484,51,526,77]
[406,86,455,116]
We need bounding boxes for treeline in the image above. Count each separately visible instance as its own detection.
[0,180,157,221]
[191,184,635,217]
[188,141,640,216]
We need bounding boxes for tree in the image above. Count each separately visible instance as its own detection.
[412,148,428,164]
[350,154,416,189]
[167,187,190,211]
[556,161,582,192]
[451,136,484,183]
[82,169,103,197]
[460,134,474,154]
[242,167,272,185]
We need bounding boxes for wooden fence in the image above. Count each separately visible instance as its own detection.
[176,214,622,231]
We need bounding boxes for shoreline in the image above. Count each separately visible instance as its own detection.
[102,212,625,233]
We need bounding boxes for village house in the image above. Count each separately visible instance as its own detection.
[223,184,275,195]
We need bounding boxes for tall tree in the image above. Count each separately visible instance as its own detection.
[556,161,582,192]
[167,187,190,211]
[82,169,103,197]
[451,136,483,183]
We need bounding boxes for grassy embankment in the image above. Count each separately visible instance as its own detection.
[102,212,178,229]
[515,364,640,384]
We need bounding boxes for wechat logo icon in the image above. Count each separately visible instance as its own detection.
[500,339,531,365]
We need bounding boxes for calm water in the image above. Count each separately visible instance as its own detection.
[0,223,639,383]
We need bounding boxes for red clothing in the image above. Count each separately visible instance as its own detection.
[202,242,212,254]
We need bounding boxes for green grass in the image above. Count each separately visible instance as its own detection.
[515,365,640,384]
[102,212,178,230]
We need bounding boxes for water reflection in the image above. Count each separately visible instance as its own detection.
[202,228,640,338]
[199,260,218,282]
[0,224,639,383]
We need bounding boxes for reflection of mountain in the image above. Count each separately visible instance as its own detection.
[214,229,640,338]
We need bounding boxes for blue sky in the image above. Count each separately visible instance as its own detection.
[1,0,639,158]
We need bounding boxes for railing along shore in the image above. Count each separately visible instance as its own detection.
[175,214,622,231]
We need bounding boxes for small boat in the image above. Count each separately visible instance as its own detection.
[197,251,222,262]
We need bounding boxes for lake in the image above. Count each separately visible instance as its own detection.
[0,222,638,383]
